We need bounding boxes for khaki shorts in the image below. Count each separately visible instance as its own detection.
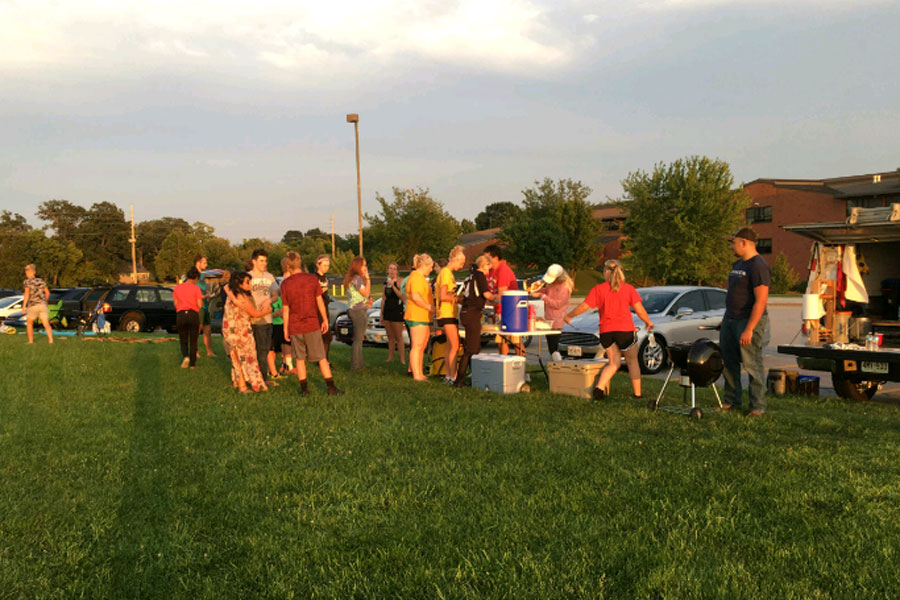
[290,331,326,362]
[26,304,50,322]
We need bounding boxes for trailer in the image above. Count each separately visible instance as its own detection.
[776,205,900,401]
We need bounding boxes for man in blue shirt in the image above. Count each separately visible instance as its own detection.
[720,227,771,417]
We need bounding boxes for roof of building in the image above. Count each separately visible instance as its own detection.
[457,227,501,247]
[833,180,900,199]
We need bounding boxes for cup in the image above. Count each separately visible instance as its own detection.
[875,333,884,346]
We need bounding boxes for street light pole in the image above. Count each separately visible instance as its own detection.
[346,113,363,256]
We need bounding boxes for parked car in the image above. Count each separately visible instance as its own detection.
[364,298,410,346]
[0,289,20,300]
[2,288,72,329]
[559,285,727,374]
[101,284,177,332]
[0,295,24,322]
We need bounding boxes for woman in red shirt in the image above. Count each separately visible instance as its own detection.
[173,267,204,369]
[565,260,654,400]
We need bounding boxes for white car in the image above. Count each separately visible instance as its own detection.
[365,298,410,345]
[0,295,24,322]
[559,286,726,374]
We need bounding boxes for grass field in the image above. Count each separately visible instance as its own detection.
[1,334,899,599]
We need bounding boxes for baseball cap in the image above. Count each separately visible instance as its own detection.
[730,227,758,243]
[542,264,565,284]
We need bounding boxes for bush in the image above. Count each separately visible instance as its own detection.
[771,252,800,293]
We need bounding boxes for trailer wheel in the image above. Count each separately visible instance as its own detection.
[833,376,880,402]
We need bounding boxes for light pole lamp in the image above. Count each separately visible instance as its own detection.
[346,113,363,257]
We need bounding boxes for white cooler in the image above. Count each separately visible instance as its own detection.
[471,354,527,394]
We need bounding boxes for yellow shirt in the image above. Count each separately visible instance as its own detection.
[435,267,458,319]
[404,271,433,322]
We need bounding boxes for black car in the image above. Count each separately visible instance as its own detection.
[101,284,177,332]
[333,311,353,345]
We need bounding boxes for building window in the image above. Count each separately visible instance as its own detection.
[757,238,772,254]
[746,205,772,223]
[846,198,886,215]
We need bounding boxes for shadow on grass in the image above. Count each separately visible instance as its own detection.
[107,343,175,597]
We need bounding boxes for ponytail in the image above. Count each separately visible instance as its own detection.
[604,260,625,292]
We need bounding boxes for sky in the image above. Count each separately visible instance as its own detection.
[1,0,898,242]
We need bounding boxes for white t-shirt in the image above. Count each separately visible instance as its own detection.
[250,270,275,325]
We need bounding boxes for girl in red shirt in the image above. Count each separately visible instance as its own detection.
[565,260,654,400]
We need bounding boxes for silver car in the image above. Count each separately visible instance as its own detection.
[558,286,726,374]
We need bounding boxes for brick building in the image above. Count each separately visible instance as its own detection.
[743,170,900,275]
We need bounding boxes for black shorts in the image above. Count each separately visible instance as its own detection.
[598,330,637,351]
[436,317,459,327]
[271,324,290,352]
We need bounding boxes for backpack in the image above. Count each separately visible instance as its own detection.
[457,271,481,302]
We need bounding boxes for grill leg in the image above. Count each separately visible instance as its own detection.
[654,364,676,408]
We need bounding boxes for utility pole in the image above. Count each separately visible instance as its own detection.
[330,213,335,261]
[346,113,363,256]
[129,204,137,283]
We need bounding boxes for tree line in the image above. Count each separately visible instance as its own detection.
[2,156,797,290]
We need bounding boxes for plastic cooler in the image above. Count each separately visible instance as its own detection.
[471,354,527,393]
[500,291,529,332]
[548,360,605,399]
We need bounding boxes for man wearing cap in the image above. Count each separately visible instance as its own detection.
[720,227,771,417]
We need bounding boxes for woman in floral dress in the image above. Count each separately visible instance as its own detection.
[223,272,272,393]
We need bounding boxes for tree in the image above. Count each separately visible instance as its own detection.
[1,211,32,233]
[0,228,83,287]
[36,200,87,243]
[620,156,750,285]
[460,219,477,234]
[281,230,304,246]
[77,202,130,281]
[203,237,242,271]
[135,216,192,271]
[770,252,800,294]
[155,230,203,281]
[499,178,598,274]
[474,201,522,231]
[364,187,460,265]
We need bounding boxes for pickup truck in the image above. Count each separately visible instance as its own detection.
[776,206,900,401]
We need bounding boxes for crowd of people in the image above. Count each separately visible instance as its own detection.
[17,228,771,411]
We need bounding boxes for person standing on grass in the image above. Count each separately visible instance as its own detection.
[281,251,342,396]
[224,272,271,393]
[277,256,295,374]
[193,254,216,357]
[436,246,466,384]
[22,264,53,345]
[720,227,771,417]
[314,255,334,362]
[381,262,406,365]
[344,256,371,371]
[405,253,435,382]
[484,244,522,356]
[454,255,495,387]
[248,249,276,380]
[268,281,288,376]
[565,260,653,401]
[174,267,203,369]
[530,264,573,362]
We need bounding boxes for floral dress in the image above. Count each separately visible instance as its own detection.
[223,296,266,391]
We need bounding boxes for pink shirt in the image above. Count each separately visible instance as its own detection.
[585,282,641,333]
[536,283,571,329]
[173,281,202,312]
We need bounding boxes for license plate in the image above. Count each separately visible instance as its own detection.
[861,361,889,374]
[340,328,349,336]
[567,346,582,357]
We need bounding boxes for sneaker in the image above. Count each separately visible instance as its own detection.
[592,387,606,401]
[716,404,734,413]
[443,376,455,385]
[747,409,765,418]
[551,351,562,362]
[525,373,531,383]
[181,357,190,369]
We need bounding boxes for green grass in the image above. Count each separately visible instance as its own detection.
[1,335,899,599]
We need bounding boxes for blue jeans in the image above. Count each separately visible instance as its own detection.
[720,313,770,412]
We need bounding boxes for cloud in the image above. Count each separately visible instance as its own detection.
[0,0,575,82]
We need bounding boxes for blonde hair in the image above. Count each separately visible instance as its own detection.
[24,264,36,273]
[413,253,433,269]
[448,245,465,263]
[284,251,302,273]
[474,254,490,270]
[604,259,625,292]
[554,270,575,293]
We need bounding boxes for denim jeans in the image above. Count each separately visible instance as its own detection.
[720,313,770,412]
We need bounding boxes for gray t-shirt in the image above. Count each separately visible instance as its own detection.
[249,270,275,325]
